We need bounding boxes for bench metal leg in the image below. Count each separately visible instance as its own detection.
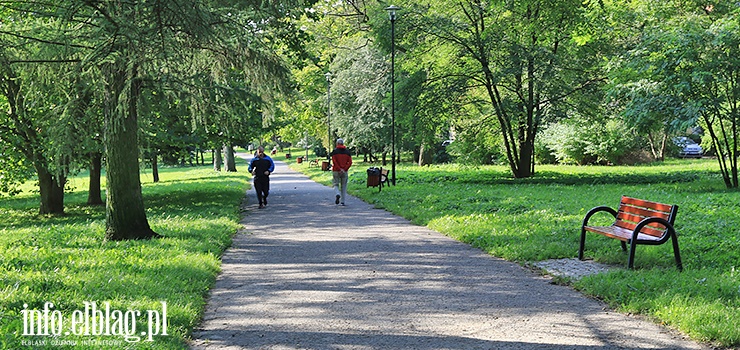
[620,241,627,251]
[578,228,587,260]
[671,233,683,271]
[627,239,638,269]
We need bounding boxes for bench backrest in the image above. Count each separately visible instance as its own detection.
[379,168,389,182]
[615,196,678,238]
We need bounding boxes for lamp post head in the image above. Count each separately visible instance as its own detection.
[324,72,332,82]
[385,5,400,21]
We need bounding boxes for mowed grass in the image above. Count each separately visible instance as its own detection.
[0,164,250,349]
[285,151,739,348]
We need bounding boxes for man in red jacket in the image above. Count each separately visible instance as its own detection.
[330,138,353,206]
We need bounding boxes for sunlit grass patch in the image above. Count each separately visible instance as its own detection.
[0,165,249,349]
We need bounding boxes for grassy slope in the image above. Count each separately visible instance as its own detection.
[285,152,739,348]
[1,165,249,349]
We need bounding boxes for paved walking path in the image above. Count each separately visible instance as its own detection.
[190,157,708,350]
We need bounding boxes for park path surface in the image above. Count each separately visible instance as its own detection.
[190,155,709,350]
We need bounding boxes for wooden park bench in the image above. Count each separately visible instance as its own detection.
[379,168,389,190]
[579,196,683,271]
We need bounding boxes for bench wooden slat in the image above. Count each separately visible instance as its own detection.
[617,211,670,226]
[614,221,666,237]
[619,205,671,220]
[615,212,668,237]
[584,225,663,242]
[614,196,675,238]
[622,196,674,212]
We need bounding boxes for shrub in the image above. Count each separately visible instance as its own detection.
[539,119,640,165]
[446,122,503,165]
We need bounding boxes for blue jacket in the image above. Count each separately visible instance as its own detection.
[248,155,275,179]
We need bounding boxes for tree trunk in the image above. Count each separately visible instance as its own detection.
[151,151,160,183]
[418,144,433,166]
[224,144,237,172]
[1,63,66,214]
[704,113,739,188]
[87,152,104,206]
[213,147,223,171]
[102,61,158,240]
[37,166,65,215]
[514,141,534,178]
[659,135,668,161]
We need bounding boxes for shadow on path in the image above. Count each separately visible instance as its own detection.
[190,156,706,350]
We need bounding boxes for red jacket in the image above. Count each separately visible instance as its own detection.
[330,145,353,172]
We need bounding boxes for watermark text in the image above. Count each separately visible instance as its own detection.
[21,301,168,343]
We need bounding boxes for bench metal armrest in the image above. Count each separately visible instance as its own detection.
[582,206,617,228]
[632,217,676,243]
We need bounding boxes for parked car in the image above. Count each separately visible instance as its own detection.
[674,137,703,158]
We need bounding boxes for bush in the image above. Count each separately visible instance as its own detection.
[539,119,639,165]
[313,145,328,158]
[433,143,453,164]
[538,122,590,165]
[446,123,503,165]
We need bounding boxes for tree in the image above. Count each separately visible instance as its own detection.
[693,11,740,187]
[329,39,391,156]
[74,1,294,239]
[0,22,81,214]
[409,0,604,177]
[285,0,391,156]
[603,1,699,162]
[609,1,740,187]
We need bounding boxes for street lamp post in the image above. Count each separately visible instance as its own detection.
[385,5,400,186]
[325,72,332,160]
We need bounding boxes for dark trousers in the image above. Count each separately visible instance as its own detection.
[254,176,270,205]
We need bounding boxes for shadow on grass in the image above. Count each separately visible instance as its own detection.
[400,169,710,186]
[0,173,247,256]
[0,172,247,225]
[144,176,247,215]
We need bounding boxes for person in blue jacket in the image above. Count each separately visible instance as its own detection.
[248,146,275,209]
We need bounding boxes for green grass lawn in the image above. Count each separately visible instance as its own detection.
[0,164,250,349]
[3,150,738,348]
[284,150,739,348]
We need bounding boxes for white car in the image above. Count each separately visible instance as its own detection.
[674,137,703,158]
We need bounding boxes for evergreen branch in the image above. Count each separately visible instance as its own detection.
[0,30,95,49]
[7,59,81,64]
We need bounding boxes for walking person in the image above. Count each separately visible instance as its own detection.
[248,146,275,209]
[330,138,353,206]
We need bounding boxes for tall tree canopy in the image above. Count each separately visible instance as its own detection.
[0,0,301,238]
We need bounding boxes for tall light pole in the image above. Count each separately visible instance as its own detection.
[325,72,332,160]
[385,5,400,186]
